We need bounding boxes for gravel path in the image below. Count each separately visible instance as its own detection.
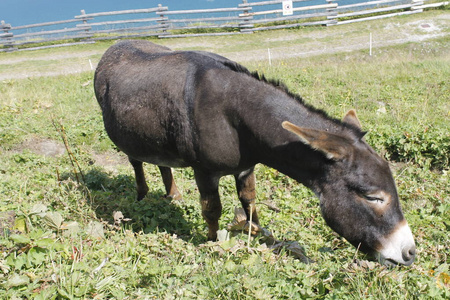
[0,11,448,80]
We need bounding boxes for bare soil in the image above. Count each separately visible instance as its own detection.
[16,137,66,157]
[12,136,128,172]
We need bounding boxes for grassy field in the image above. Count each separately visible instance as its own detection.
[0,11,449,299]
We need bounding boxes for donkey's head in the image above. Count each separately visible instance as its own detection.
[282,110,416,266]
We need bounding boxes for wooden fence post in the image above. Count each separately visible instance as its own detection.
[239,0,254,33]
[157,4,168,36]
[326,0,338,26]
[0,20,16,52]
[78,10,92,40]
[411,0,425,12]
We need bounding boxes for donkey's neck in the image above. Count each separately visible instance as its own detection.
[236,74,352,136]
[232,79,353,188]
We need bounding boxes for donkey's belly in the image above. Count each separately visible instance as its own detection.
[131,152,191,168]
[104,124,192,169]
[116,139,192,168]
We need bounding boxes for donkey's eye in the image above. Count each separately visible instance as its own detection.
[365,195,384,203]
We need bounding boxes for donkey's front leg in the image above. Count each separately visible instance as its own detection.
[194,169,222,241]
[235,167,259,225]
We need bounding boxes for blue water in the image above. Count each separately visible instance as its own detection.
[0,0,364,27]
[1,1,245,26]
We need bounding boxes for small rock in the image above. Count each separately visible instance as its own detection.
[0,211,16,235]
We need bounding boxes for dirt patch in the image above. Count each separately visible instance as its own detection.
[14,136,128,171]
[226,17,449,63]
[91,151,129,173]
[17,137,66,157]
[0,50,102,65]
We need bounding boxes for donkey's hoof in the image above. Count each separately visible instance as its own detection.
[165,192,182,201]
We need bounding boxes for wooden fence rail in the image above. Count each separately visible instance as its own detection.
[0,0,448,52]
[328,0,425,25]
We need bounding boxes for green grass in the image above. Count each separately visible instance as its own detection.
[0,16,449,299]
[252,38,450,169]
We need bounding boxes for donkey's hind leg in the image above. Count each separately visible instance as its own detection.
[235,167,259,225]
[158,166,182,200]
[129,157,149,201]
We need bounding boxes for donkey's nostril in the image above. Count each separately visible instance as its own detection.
[402,244,416,265]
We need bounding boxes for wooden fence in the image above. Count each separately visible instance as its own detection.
[1,0,448,52]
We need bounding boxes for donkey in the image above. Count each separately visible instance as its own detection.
[94,40,416,266]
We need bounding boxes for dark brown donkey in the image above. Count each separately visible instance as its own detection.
[94,40,416,266]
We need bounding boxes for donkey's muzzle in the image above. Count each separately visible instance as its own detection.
[377,220,416,266]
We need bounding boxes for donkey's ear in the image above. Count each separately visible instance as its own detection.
[343,109,362,129]
[282,121,350,160]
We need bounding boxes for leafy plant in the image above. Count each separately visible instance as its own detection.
[366,125,449,170]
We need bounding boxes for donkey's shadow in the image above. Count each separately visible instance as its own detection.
[82,168,197,241]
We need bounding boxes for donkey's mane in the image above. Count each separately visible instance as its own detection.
[222,60,365,139]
